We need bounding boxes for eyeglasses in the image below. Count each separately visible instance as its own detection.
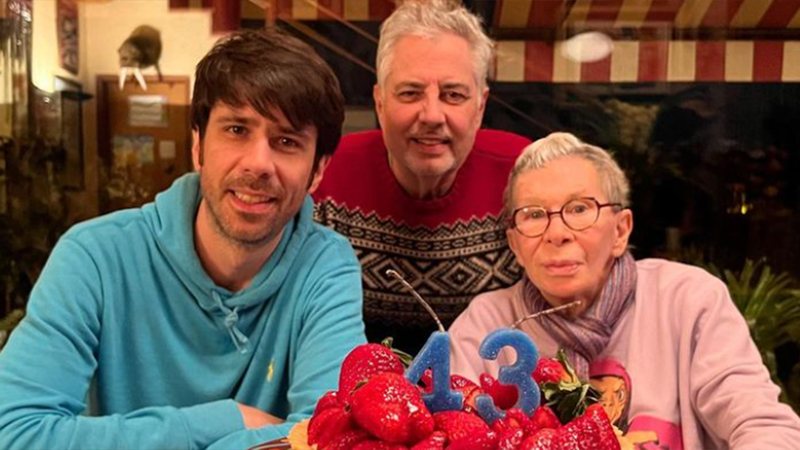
[511,197,623,238]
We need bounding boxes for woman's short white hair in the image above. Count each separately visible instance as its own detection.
[503,132,631,218]
[375,0,494,90]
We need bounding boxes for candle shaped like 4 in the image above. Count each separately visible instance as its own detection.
[405,331,463,412]
[475,328,540,424]
[385,269,463,412]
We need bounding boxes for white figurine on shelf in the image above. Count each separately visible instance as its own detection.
[117,25,162,91]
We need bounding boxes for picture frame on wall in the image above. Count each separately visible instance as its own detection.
[56,0,79,75]
[55,77,86,190]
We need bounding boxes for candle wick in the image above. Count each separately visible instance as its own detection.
[510,300,582,329]
[385,269,445,332]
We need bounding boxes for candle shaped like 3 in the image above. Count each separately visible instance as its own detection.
[405,331,463,412]
[475,328,540,424]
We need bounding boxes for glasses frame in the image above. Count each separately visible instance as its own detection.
[510,197,623,238]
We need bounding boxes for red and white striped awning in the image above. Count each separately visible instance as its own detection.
[273,0,395,21]
[263,0,800,28]
[242,0,800,82]
[494,39,800,82]
[494,0,800,30]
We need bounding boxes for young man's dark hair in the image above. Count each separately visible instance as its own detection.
[191,28,345,166]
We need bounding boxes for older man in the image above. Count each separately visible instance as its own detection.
[314,0,530,354]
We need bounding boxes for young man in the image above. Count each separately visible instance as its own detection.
[0,29,365,450]
[313,0,531,354]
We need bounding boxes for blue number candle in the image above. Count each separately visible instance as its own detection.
[475,328,540,424]
[405,331,463,412]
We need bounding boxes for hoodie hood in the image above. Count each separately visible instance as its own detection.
[141,173,315,352]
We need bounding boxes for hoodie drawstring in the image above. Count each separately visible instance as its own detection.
[212,291,250,354]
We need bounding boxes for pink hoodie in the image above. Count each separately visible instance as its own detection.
[449,258,800,449]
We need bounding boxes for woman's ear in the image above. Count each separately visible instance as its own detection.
[612,209,633,257]
[506,228,523,266]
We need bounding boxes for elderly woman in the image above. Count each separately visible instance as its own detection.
[449,132,800,449]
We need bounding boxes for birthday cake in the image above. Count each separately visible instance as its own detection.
[273,272,624,450]
[283,336,624,450]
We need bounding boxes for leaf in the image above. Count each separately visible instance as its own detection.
[700,258,800,412]
[380,336,414,368]
[541,348,602,423]
[555,348,581,387]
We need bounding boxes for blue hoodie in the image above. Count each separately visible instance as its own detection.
[0,174,366,450]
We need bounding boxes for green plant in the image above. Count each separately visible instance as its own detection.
[706,259,800,411]
[0,308,24,349]
[0,137,72,340]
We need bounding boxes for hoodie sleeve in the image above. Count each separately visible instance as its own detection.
[205,233,367,450]
[286,233,365,420]
[0,237,242,450]
[686,272,800,448]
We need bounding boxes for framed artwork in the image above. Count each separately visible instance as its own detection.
[56,0,79,75]
[55,77,85,189]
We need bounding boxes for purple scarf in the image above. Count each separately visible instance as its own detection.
[523,252,637,379]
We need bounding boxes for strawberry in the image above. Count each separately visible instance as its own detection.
[351,440,408,450]
[313,390,342,415]
[461,385,485,413]
[324,429,370,449]
[553,404,620,450]
[420,369,434,392]
[420,371,476,393]
[409,431,447,450]
[528,405,561,433]
[449,374,483,413]
[491,408,531,434]
[433,410,490,442]
[420,371,483,413]
[446,428,498,450]
[479,373,519,410]
[519,428,556,450]
[339,342,405,398]
[532,358,568,385]
[496,427,526,450]
[450,374,478,391]
[307,406,352,448]
[350,372,434,445]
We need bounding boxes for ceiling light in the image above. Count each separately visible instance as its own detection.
[561,31,614,63]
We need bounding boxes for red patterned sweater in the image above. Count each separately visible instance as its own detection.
[313,129,531,353]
